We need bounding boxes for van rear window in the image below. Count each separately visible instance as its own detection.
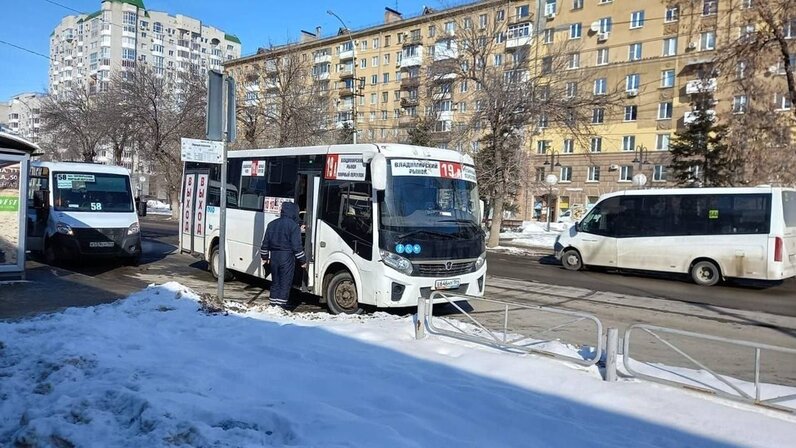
[784,191,796,227]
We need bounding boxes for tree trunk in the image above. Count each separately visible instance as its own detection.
[487,193,504,248]
[169,187,180,220]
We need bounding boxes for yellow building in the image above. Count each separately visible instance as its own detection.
[225,0,794,220]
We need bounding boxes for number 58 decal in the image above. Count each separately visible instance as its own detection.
[90,202,103,211]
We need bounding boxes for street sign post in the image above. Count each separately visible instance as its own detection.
[180,138,223,164]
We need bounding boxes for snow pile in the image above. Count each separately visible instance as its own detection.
[146,200,172,215]
[1,283,795,447]
[499,220,570,250]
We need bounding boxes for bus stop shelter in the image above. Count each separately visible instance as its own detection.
[0,132,39,280]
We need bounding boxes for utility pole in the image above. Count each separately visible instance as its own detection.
[328,10,360,144]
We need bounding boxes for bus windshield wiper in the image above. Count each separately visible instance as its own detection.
[397,230,457,239]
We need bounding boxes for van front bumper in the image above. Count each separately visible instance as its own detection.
[51,228,142,259]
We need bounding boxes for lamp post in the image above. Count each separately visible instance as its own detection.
[544,174,558,232]
[327,10,357,144]
[631,144,650,189]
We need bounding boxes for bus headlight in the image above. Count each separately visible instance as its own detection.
[128,222,140,235]
[475,252,486,270]
[380,250,413,275]
[55,222,74,236]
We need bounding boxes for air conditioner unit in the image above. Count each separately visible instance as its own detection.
[768,65,780,74]
[597,32,609,41]
[545,12,556,19]
[626,89,638,97]
[687,42,697,50]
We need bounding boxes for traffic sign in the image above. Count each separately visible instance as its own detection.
[180,138,223,164]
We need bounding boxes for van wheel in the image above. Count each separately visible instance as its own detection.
[561,249,583,271]
[326,271,362,315]
[691,260,720,286]
[209,245,234,280]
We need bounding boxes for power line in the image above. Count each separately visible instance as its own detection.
[0,38,51,60]
[42,0,84,15]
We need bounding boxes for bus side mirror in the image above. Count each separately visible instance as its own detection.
[371,153,387,191]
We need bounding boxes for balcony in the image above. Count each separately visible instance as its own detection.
[400,77,420,89]
[685,78,717,95]
[314,54,332,64]
[339,48,354,60]
[400,97,419,108]
[337,101,353,112]
[314,72,330,81]
[506,34,532,49]
[402,35,423,47]
[339,69,354,79]
[400,48,423,69]
[338,87,354,98]
[335,119,354,129]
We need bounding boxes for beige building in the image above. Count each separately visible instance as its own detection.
[49,0,242,96]
[3,93,45,144]
[225,0,794,220]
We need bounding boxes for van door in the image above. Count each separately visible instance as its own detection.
[576,196,619,267]
[26,167,50,252]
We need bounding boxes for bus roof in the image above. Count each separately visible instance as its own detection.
[31,161,131,176]
[229,143,475,165]
[599,186,795,200]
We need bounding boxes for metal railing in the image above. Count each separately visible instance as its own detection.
[623,324,796,414]
[418,291,604,367]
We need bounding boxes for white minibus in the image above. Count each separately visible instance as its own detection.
[554,187,796,285]
[27,161,142,265]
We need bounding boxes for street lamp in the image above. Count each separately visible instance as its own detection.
[631,144,650,189]
[327,10,358,144]
[544,174,558,232]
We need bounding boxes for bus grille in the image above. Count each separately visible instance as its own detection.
[413,261,475,277]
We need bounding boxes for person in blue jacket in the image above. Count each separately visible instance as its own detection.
[260,202,307,309]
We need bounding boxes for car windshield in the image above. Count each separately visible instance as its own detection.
[53,172,134,213]
[380,159,479,232]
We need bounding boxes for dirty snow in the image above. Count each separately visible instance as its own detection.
[1,283,794,447]
[499,220,569,250]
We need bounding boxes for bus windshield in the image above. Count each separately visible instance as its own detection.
[53,172,134,213]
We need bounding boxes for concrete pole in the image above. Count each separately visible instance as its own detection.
[605,328,619,382]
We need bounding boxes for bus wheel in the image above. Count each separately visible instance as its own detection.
[561,249,583,271]
[209,245,234,281]
[691,260,720,286]
[326,271,362,315]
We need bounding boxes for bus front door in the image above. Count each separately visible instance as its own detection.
[297,174,320,290]
[180,171,209,255]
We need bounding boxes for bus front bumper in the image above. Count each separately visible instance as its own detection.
[372,261,487,308]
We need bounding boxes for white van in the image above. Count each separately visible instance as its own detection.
[27,161,142,265]
[554,187,796,285]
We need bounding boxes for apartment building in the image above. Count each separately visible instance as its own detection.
[3,93,45,144]
[49,0,242,97]
[225,0,794,220]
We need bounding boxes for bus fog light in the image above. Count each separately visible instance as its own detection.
[380,250,413,275]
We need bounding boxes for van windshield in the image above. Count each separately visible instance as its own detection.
[53,172,134,213]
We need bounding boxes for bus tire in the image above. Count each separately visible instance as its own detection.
[561,249,583,271]
[209,245,234,281]
[690,260,721,286]
[326,271,362,315]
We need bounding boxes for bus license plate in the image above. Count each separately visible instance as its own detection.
[434,279,460,290]
[89,241,115,248]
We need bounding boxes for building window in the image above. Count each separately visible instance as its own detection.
[656,133,671,150]
[629,43,642,61]
[494,54,503,66]
[508,23,531,39]
[774,93,793,110]
[570,23,582,39]
[536,140,550,154]
[592,108,605,124]
[590,137,602,153]
[516,5,530,18]
[653,165,668,181]
[370,93,377,104]
[598,17,612,33]
[626,73,640,91]
[658,102,673,119]
[542,28,555,44]
[563,138,574,153]
[538,113,549,129]
[630,11,645,29]
[496,9,505,21]
[619,166,634,182]
[360,58,367,69]
[371,74,378,85]
[479,14,488,29]
[700,31,716,50]
[560,166,572,182]
[565,81,577,98]
[444,21,456,34]
[597,48,609,65]
[568,53,580,69]
[593,78,607,95]
[665,6,679,22]
[661,69,675,88]
[542,56,553,74]
[622,135,636,151]
[382,92,389,103]
[663,37,678,56]
[588,166,601,182]
[573,0,584,10]
[383,73,390,83]
[785,18,796,39]
[702,0,718,16]
[624,106,638,121]
[732,95,748,114]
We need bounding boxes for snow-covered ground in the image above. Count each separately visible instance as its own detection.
[498,220,569,250]
[1,283,794,447]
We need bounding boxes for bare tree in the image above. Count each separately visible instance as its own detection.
[425,11,620,246]
[114,65,206,213]
[40,85,109,162]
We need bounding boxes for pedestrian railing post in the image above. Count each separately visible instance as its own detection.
[605,328,619,382]
[415,296,426,340]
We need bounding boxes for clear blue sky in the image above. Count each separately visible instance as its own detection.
[0,0,458,100]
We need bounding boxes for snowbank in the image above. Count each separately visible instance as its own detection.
[498,220,570,250]
[146,200,172,216]
[1,283,794,447]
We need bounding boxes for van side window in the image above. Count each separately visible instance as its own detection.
[579,196,621,237]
